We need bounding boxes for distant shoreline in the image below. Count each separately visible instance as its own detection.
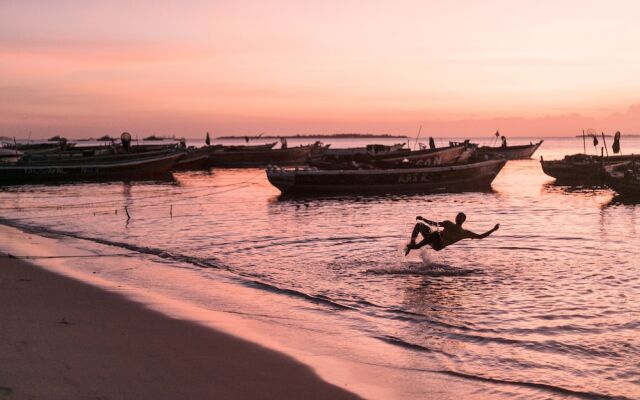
[216,134,408,139]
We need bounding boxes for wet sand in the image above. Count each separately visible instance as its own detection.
[0,255,360,400]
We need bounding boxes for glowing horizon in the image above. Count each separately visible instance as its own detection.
[3,0,640,138]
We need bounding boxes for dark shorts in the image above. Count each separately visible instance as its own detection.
[430,232,444,251]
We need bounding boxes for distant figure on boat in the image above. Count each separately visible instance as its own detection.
[121,132,132,152]
[501,136,508,148]
[280,137,288,149]
[404,213,499,255]
[429,137,436,149]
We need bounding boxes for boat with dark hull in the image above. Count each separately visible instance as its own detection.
[0,151,184,184]
[540,154,637,184]
[266,158,506,195]
[309,143,473,170]
[2,142,77,155]
[0,148,22,163]
[377,143,474,167]
[478,140,543,160]
[219,142,277,151]
[209,143,325,168]
[602,160,640,197]
[173,147,216,171]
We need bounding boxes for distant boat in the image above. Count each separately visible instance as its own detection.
[0,151,183,184]
[540,154,637,184]
[477,140,544,160]
[209,143,324,168]
[266,158,506,195]
[602,159,640,197]
[143,135,172,141]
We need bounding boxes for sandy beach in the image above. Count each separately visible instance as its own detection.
[0,254,360,400]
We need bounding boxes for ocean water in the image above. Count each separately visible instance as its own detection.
[1,136,639,399]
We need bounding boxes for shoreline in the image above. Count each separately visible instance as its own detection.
[0,222,508,400]
[0,248,361,399]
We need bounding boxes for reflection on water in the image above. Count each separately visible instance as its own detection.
[1,137,639,400]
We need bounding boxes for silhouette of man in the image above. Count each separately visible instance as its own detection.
[405,213,499,255]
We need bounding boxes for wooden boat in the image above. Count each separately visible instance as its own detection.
[602,160,640,197]
[266,158,506,195]
[376,143,474,167]
[209,143,325,168]
[0,151,184,184]
[2,142,77,155]
[0,148,22,163]
[477,140,543,160]
[309,143,473,170]
[313,143,406,158]
[540,154,636,184]
[219,142,277,151]
[173,147,215,171]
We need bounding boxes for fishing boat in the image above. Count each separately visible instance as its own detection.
[312,143,406,158]
[266,158,506,195]
[0,150,184,184]
[602,159,640,197]
[209,142,325,168]
[477,140,544,160]
[173,147,216,170]
[540,154,636,184]
[2,141,77,155]
[0,148,23,163]
[376,143,474,167]
[219,142,277,151]
[309,142,473,170]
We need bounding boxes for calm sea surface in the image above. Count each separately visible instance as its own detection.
[1,136,639,399]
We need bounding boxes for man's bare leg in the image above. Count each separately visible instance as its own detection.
[405,223,433,256]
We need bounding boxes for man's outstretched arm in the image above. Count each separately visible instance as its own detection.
[416,216,444,227]
[465,224,500,239]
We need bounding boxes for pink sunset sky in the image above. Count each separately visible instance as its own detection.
[2,0,640,138]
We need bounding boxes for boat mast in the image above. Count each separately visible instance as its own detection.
[601,132,609,158]
[413,125,422,150]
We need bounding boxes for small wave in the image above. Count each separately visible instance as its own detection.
[374,334,628,400]
[244,280,355,311]
[376,335,434,353]
[434,370,630,400]
[0,217,356,313]
[366,263,478,277]
[0,218,228,271]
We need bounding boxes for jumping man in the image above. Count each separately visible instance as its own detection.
[404,212,499,255]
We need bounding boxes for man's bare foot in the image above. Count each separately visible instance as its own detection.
[404,245,412,256]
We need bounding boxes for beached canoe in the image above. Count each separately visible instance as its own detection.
[602,160,640,197]
[540,154,637,184]
[0,151,184,184]
[266,158,506,195]
[478,140,543,160]
[209,143,325,168]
